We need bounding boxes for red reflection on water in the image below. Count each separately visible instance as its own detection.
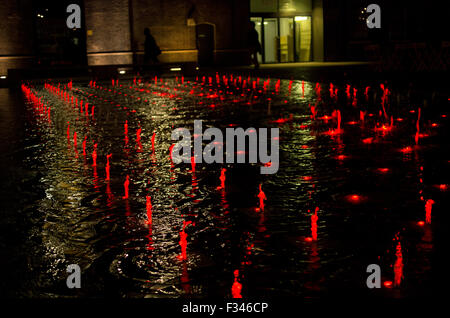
[425,199,434,224]
[123,175,130,199]
[66,122,70,140]
[231,270,243,298]
[272,114,293,124]
[257,184,267,211]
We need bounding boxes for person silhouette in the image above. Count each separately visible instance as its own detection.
[247,21,262,69]
[144,27,161,64]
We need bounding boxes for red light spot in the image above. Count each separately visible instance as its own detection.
[375,124,391,132]
[362,137,373,144]
[401,146,413,153]
[302,176,312,181]
[417,221,425,226]
[431,123,438,127]
[439,184,448,191]
[305,237,313,242]
[346,194,365,203]
[384,281,393,288]
[301,145,309,149]
[346,121,358,125]
[336,155,346,160]
[377,168,390,173]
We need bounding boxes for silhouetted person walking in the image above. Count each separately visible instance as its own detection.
[144,27,161,64]
[247,21,262,69]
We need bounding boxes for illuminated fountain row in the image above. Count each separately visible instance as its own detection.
[21,72,448,295]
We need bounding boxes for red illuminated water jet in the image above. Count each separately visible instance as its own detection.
[425,199,434,224]
[92,143,98,166]
[311,207,319,241]
[123,175,130,199]
[310,103,316,120]
[136,128,141,143]
[191,156,196,173]
[151,132,156,154]
[393,241,404,287]
[169,144,175,163]
[105,154,112,181]
[231,270,243,298]
[257,184,267,211]
[216,168,226,190]
[73,131,77,148]
[146,195,152,224]
[178,220,193,261]
[82,136,87,156]
[337,110,342,132]
[415,108,421,145]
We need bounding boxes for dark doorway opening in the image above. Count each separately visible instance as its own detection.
[32,0,87,66]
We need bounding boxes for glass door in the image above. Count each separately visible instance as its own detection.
[279,18,294,62]
[294,16,312,62]
[263,18,278,63]
[250,15,312,64]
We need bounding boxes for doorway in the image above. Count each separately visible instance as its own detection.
[33,0,87,66]
[250,16,311,63]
